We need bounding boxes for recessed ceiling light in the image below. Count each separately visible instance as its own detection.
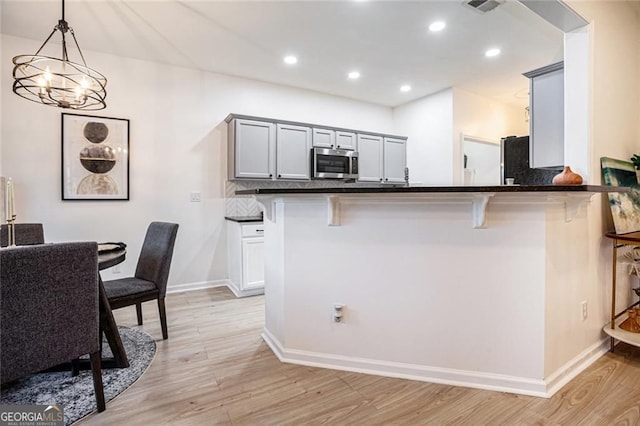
[429,21,446,32]
[485,48,501,58]
[348,71,361,80]
[283,55,298,65]
[400,85,411,93]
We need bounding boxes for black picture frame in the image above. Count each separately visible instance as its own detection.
[61,113,130,200]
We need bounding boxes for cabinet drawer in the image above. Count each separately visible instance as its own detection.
[241,223,265,237]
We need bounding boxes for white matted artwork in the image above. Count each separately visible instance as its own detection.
[62,113,129,200]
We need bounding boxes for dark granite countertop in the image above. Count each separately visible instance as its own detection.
[224,216,264,223]
[236,185,628,195]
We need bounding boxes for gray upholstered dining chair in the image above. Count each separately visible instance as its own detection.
[103,222,179,340]
[0,242,105,412]
[0,223,44,247]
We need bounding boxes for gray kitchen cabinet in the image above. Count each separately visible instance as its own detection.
[276,123,312,180]
[312,128,335,149]
[228,118,275,179]
[357,134,384,182]
[524,62,564,168]
[227,221,265,297]
[336,131,357,150]
[312,129,357,150]
[357,134,407,183]
[383,137,407,183]
[226,114,406,181]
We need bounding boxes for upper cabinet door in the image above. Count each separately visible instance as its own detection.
[276,124,312,180]
[312,128,335,149]
[233,119,275,179]
[383,137,407,183]
[524,62,564,168]
[336,131,357,150]
[357,134,383,182]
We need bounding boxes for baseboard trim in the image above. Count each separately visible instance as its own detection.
[261,328,549,397]
[544,337,609,397]
[167,280,229,294]
[226,280,265,298]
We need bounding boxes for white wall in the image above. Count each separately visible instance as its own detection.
[0,34,393,290]
[543,1,640,378]
[452,88,529,184]
[393,87,527,185]
[393,89,453,185]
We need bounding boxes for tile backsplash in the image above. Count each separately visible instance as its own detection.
[225,179,376,217]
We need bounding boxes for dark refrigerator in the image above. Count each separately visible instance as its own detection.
[501,136,562,185]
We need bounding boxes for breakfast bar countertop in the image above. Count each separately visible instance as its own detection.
[236,184,627,195]
[224,216,264,223]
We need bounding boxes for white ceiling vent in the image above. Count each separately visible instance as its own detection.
[463,0,504,13]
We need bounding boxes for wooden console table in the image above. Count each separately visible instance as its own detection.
[604,231,640,351]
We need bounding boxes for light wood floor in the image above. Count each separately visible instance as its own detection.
[79,287,640,425]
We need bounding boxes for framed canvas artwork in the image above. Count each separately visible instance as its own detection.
[62,113,130,200]
[601,157,640,234]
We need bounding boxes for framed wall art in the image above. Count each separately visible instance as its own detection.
[62,113,129,200]
[601,156,640,234]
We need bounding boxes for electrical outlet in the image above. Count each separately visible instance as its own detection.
[581,300,588,320]
[190,191,201,202]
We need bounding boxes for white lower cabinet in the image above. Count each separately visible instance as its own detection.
[227,220,265,297]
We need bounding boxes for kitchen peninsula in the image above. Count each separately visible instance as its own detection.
[237,185,627,397]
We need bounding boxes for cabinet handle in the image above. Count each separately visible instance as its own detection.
[385,178,389,182]
[269,174,273,178]
[380,178,383,182]
[278,174,282,178]
[256,229,264,233]
[336,145,340,148]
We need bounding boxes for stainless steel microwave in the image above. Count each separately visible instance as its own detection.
[312,147,359,179]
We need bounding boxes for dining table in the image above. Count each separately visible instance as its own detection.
[97,245,130,369]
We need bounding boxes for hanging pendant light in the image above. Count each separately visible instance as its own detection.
[12,0,107,110]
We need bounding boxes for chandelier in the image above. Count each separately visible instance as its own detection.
[12,0,107,110]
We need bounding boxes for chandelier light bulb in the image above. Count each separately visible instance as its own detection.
[44,67,53,83]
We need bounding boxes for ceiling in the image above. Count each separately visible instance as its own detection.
[0,0,564,108]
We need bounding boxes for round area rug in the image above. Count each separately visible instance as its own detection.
[0,326,156,425]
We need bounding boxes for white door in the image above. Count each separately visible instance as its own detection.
[276,124,312,180]
[383,137,407,183]
[242,238,265,291]
[462,137,500,185]
[234,119,275,179]
[357,134,383,182]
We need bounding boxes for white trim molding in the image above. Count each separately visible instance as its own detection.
[263,329,552,397]
[262,329,608,398]
[167,279,229,294]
